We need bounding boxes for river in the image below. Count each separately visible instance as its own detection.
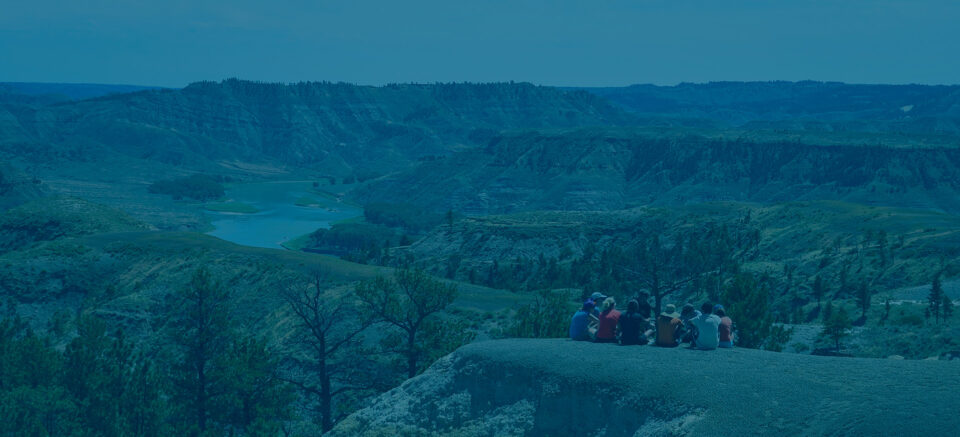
[204,181,361,249]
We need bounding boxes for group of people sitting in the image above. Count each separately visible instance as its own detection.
[569,292,735,350]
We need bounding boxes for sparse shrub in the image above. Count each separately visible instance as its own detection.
[506,289,575,338]
[148,174,225,201]
[723,274,775,349]
[820,306,853,351]
[898,314,925,327]
[363,202,445,233]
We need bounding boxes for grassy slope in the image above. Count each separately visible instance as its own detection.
[0,197,151,251]
[2,228,526,343]
[402,200,960,357]
[408,200,960,291]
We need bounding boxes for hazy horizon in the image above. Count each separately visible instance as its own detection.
[2,0,959,88]
[3,78,958,91]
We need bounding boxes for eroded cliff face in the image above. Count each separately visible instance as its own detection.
[355,130,960,214]
[332,349,705,436]
[333,339,960,436]
[0,80,633,174]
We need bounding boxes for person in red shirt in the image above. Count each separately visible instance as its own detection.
[714,304,734,348]
[594,297,621,343]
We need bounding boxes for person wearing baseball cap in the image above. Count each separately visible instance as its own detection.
[589,292,607,316]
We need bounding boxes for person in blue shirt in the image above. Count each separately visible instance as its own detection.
[570,300,596,341]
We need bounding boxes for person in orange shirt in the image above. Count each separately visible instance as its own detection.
[655,304,684,347]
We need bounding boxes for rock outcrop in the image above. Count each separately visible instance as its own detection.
[0,80,633,174]
[356,129,960,214]
[333,338,960,436]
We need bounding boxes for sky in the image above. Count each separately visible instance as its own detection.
[1,0,958,88]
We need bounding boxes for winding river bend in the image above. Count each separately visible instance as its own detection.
[204,181,361,249]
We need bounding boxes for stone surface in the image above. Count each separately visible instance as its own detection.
[334,338,960,436]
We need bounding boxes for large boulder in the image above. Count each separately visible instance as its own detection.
[333,338,960,436]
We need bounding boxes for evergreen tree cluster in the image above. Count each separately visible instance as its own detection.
[0,269,291,436]
[363,202,446,233]
[0,266,475,435]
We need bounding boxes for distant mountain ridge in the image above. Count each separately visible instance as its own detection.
[6,79,960,223]
[0,79,634,176]
[0,82,164,102]
[575,81,960,131]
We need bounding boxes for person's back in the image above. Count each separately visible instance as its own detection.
[679,304,700,345]
[570,301,595,341]
[618,300,646,345]
[715,306,734,348]
[690,302,721,350]
[595,297,621,343]
[654,320,681,349]
[654,304,682,347]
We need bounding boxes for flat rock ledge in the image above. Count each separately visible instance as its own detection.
[332,338,960,436]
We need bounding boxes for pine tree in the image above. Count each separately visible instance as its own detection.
[65,317,169,436]
[168,268,233,436]
[622,231,719,319]
[855,282,872,318]
[168,268,293,436]
[880,297,891,325]
[282,271,376,432]
[722,274,773,349]
[929,274,944,324]
[943,295,954,321]
[123,355,168,437]
[812,275,825,311]
[822,300,834,322]
[0,317,80,435]
[218,336,293,434]
[445,209,454,233]
[356,268,459,379]
[821,306,852,351]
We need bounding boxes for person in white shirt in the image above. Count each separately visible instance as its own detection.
[688,302,721,350]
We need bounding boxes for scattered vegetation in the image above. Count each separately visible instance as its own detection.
[820,302,853,352]
[294,196,321,207]
[356,269,470,378]
[503,288,576,338]
[305,222,406,263]
[148,174,228,201]
[363,202,446,233]
[204,201,259,213]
